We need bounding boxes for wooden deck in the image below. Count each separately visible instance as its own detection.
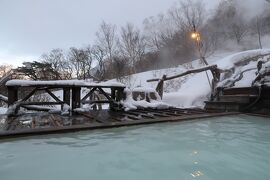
[0,108,239,139]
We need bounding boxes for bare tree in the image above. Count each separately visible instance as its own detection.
[68,47,93,79]
[91,45,106,80]
[168,0,205,32]
[230,16,248,44]
[0,64,13,77]
[143,14,176,52]
[211,0,248,44]
[95,21,118,65]
[41,49,72,79]
[251,16,265,49]
[112,57,128,81]
[119,23,146,73]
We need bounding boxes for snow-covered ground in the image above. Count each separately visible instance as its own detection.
[0,49,270,114]
[108,49,270,108]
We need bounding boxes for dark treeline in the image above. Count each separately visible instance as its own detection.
[10,0,270,81]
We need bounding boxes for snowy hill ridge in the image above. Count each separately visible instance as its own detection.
[110,49,270,108]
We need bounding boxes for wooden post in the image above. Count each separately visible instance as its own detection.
[116,87,124,102]
[156,75,166,99]
[114,87,125,110]
[7,86,18,107]
[109,88,116,110]
[63,88,70,106]
[111,88,116,100]
[71,87,81,111]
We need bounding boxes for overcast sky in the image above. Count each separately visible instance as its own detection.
[0,0,266,66]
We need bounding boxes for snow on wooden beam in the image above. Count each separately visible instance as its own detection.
[147,65,218,82]
[0,94,8,103]
[5,79,125,88]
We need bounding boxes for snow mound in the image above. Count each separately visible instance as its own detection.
[122,89,170,111]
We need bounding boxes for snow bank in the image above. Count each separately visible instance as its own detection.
[6,79,125,87]
[122,89,170,111]
[0,107,7,114]
[215,49,270,69]
[217,50,270,88]
[163,71,211,108]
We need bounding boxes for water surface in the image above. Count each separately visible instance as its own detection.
[0,115,270,180]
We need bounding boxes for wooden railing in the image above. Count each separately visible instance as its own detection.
[147,65,221,99]
[147,53,270,101]
[6,82,125,115]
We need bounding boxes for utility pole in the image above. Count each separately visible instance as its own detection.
[190,24,212,88]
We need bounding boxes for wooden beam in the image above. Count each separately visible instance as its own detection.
[147,65,218,82]
[0,94,8,103]
[82,100,112,104]
[45,89,62,102]
[97,87,113,101]
[22,105,53,112]
[81,87,97,102]
[19,102,65,106]
[21,88,38,102]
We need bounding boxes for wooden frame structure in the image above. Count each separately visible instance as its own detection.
[6,83,125,115]
[147,65,221,99]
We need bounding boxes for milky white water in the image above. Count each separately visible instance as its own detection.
[0,115,270,180]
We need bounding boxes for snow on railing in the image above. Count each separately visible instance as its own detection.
[5,79,125,87]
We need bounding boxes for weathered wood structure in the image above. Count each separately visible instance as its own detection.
[147,65,222,99]
[204,86,270,112]
[6,80,125,115]
[0,108,238,139]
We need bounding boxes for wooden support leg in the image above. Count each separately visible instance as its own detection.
[62,88,71,111]
[63,88,71,105]
[7,86,19,115]
[116,88,124,102]
[113,87,124,110]
[71,87,81,112]
[8,87,18,107]
[109,88,116,110]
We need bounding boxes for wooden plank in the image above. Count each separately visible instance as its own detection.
[110,111,141,120]
[22,105,53,112]
[124,110,155,119]
[82,100,112,104]
[135,109,183,116]
[134,109,171,117]
[19,102,65,106]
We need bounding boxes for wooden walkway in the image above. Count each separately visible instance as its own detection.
[0,108,238,139]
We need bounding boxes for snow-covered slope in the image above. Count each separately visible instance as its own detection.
[108,49,270,108]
